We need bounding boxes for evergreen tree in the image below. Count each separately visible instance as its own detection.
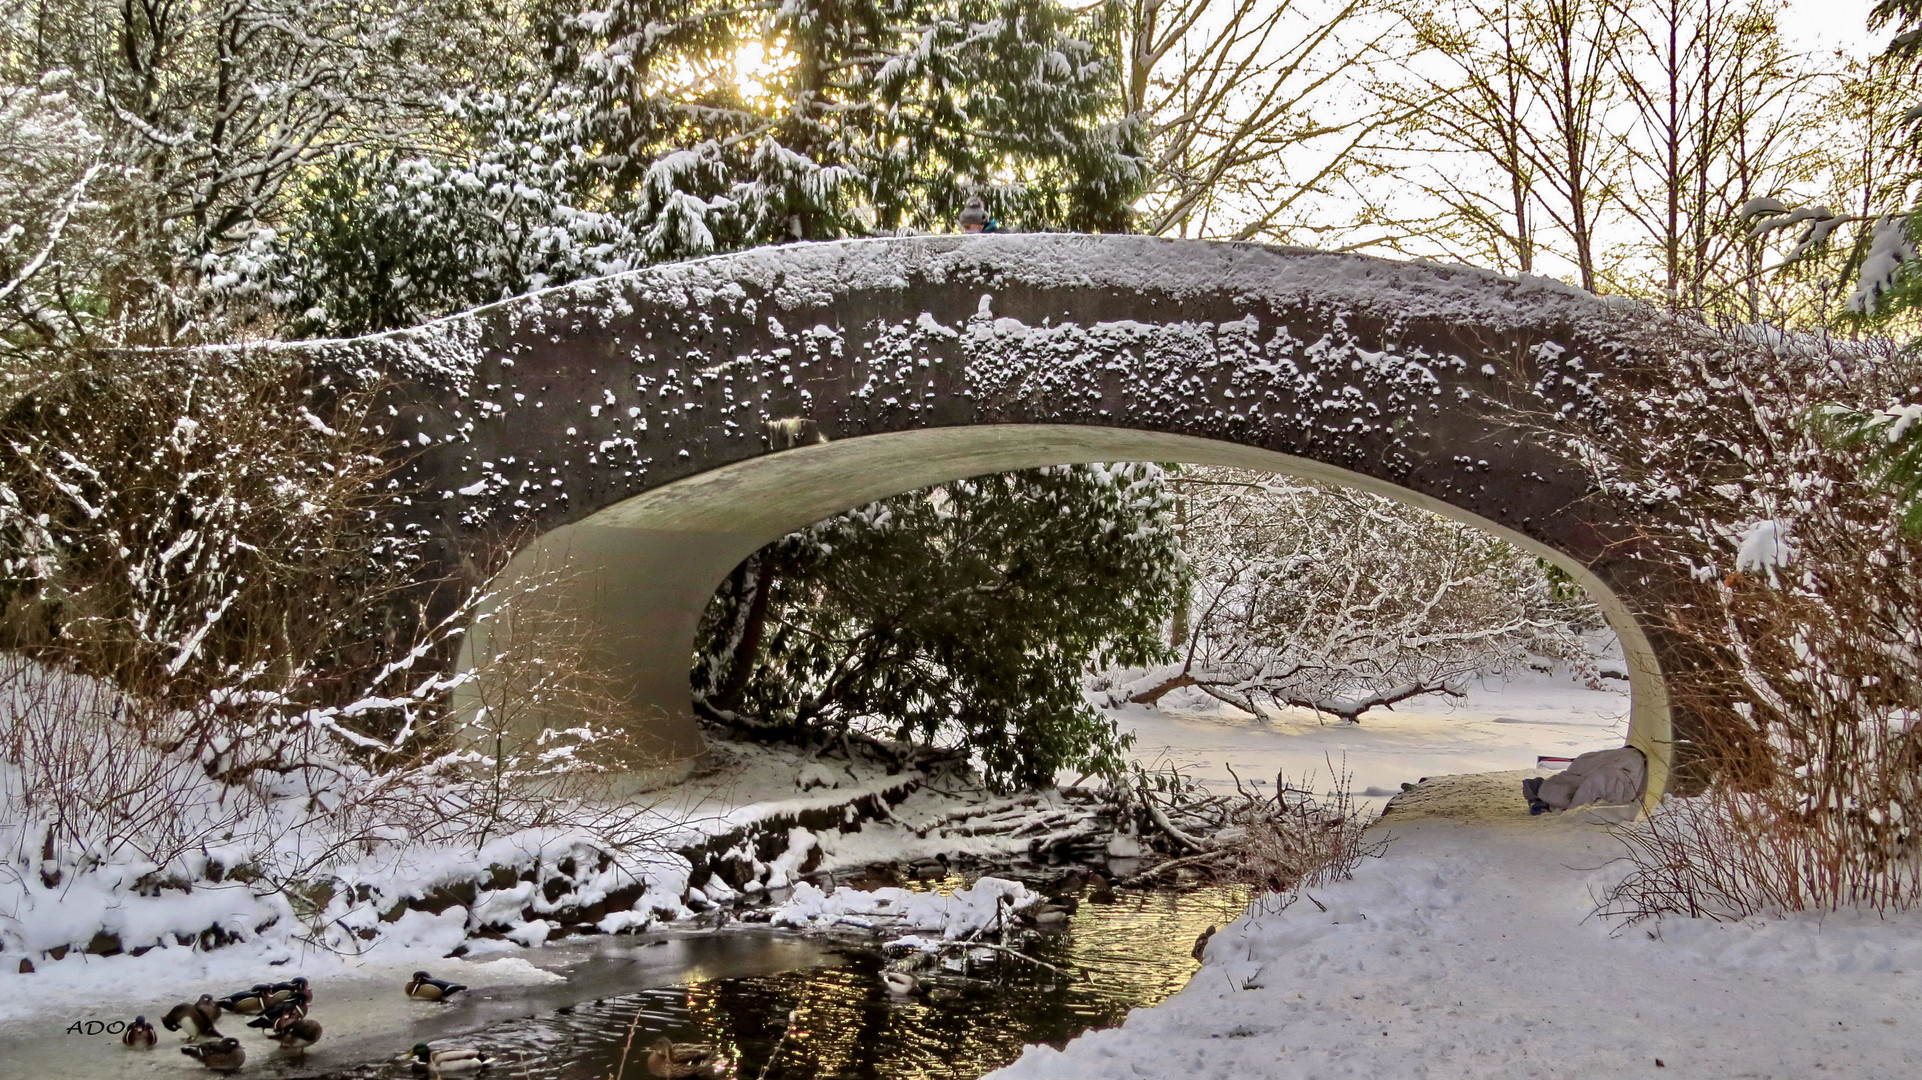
[693,464,1183,791]
[267,0,1142,335]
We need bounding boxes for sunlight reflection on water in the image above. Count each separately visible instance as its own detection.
[323,879,1250,1080]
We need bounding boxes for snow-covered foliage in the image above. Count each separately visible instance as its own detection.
[1562,326,1922,914]
[0,653,690,963]
[257,0,1141,337]
[0,69,109,376]
[695,463,1185,790]
[1108,468,1598,723]
[0,349,415,726]
[0,0,502,346]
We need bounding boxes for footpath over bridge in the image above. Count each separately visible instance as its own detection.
[318,234,1682,792]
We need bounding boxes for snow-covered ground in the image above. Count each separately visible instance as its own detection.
[44,659,1908,1080]
[1116,666,1630,814]
[988,771,1922,1080]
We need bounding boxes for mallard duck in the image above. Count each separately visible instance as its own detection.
[410,1043,493,1072]
[122,1016,156,1049]
[405,971,468,1001]
[215,984,274,1014]
[1028,904,1069,926]
[161,996,223,1040]
[646,1036,725,1079]
[881,969,917,996]
[268,1016,322,1054]
[246,997,309,1028]
[181,1037,246,1071]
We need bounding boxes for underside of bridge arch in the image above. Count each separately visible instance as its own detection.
[333,235,1703,804]
[454,425,1671,801]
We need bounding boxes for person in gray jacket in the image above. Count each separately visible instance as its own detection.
[1523,746,1646,814]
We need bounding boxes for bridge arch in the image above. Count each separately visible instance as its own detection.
[334,235,1689,799]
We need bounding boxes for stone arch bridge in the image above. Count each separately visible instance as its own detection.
[317,235,1687,798]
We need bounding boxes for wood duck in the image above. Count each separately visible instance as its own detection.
[122,1016,157,1049]
[161,996,223,1040]
[1087,871,1116,904]
[405,971,468,1001]
[268,976,312,1005]
[410,1043,493,1072]
[181,1037,246,1071]
[215,984,273,1014]
[246,997,309,1028]
[647,1036,726,1079]
[268,1015,323,1054]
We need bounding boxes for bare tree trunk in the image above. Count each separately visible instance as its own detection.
[709,554,775,712]
[1169,494,1190,648]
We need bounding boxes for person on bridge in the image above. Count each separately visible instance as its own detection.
[958,195,991,233]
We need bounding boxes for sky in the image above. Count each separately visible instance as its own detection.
[1779,0,1881,56]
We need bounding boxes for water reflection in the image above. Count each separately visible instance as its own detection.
[323,880,1249,1080]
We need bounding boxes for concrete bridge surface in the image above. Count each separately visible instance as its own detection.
[315,235,1695,796]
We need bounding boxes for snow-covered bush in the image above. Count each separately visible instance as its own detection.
[258,0,1143,337]
[0,348,406,730]
[1563,326,1922,915]
[1112,467,1598,722]
[0,345,669,863]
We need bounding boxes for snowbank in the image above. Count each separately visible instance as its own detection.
[770,875,1036,938]
[986,778,1922,1080]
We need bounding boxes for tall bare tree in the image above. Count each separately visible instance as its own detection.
[1390,0,1626,290]
[1120,0,1410,246]
[1611,1,1825,318]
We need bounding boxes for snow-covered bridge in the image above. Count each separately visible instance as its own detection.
[322,235,1683,794]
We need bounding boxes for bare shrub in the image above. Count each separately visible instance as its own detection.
[1118,467,1600,722]
[443,558,678,851]
[1121,759,1387,894]
[0,655,256,876]
[1557,326,1922,915]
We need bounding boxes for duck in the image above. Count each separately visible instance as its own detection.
[646,1036,726,1079]
[268,976,312,1006]
[122,1016,157,1049]
[410,1043,493,1072]
[881,969,917,996]
[1087,871,1116,904]
[246,996,309,1028]
[268,1015,323,1054]
[181,1037,246,1072]
[1027,903,1070,926]
[215,984,274,1014]
[405,970,468,1001]
[161,996,223,1040]
[1192,924,1217,962]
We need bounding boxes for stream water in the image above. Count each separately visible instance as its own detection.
[316,877,1250,1080]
